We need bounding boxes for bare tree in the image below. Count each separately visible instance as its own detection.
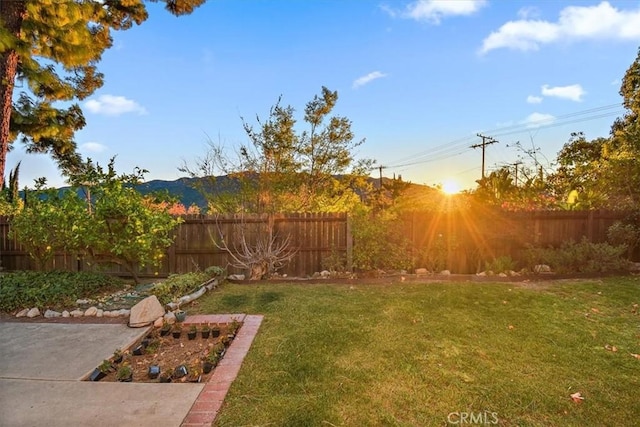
[210,215,297,280]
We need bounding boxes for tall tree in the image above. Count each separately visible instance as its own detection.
[0,0,206,188]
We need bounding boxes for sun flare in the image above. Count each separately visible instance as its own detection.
[441,179,461,195]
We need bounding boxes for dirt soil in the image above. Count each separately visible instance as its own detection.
[92,323,238,383]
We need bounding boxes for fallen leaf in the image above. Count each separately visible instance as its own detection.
[591,308,600,313]
[632,303,638,314]
[502,300,508,304]
[631,353,640,360]
[570,392,584,403]
[508,325,515,330]
[604,344,618,352]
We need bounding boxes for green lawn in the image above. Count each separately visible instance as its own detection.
[192,277,640,426]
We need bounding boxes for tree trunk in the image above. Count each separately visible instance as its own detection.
[0,0,26,188]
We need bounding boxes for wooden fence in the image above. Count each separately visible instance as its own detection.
[400,209,631,273]
[0,213,351,278]
[0,210,633,277]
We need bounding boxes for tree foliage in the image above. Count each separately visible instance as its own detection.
[9,158,182,281]
[182,87,372,214]
[0,0,206,186]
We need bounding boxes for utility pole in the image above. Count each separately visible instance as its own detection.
[471,134,498,179]
[378,165,385,191]
[511,160,523,186]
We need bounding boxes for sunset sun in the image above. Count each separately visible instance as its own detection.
[441,179,461,195]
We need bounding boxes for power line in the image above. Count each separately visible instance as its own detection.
[381,103,624,172]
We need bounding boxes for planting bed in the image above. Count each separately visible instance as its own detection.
[89,322,240,383]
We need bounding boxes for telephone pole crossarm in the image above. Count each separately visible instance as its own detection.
[471,134,498,179]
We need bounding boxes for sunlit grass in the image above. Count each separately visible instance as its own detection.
[191,277,640,426]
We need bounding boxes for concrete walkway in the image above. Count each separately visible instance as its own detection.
[0,316,262,427]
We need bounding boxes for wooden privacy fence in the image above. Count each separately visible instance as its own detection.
[0,210,633,277]
[0,213,351,278]
[401,209,630,273]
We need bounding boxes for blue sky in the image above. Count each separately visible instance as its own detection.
[7,0,640,190]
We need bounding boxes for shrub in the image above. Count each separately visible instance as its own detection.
[0,271,122,312]
[152,268,220,305]
[484,255,517,274]
[351,207,413,272]
[607,216,640,259]
[523,238,629,274]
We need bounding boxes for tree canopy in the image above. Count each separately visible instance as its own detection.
[0,0,206,188]
[182,87,373,214]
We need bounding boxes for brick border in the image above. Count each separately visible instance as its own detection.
[180,314,263,426]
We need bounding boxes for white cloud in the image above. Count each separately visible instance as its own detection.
[80,142,107,153]
[353,71,388,89]
[522,112,556,128]
[527,95,543,104]
[85,95,147,116]
[517,6,540,20]
[384,0,487,24]
[541,84,585,101]
[480,1,640,54]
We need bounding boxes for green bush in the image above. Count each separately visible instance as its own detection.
[152,268,220,305]
[523,238,629,274]
[484,255,517,274]
[351,208,413,272]
[0,271,122,312]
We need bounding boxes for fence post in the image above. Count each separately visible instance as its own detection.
[346,213,353,272]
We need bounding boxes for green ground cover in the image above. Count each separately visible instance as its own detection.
[191,277,640,426]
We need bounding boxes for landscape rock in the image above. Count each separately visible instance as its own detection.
[439,270,451,275]
[70,309,84,317]
[62,310,70,318]
[476,271,487,276]
[84,306,98,317]
[96,309,104,318]
[164,311,176,324]
[153,317,164,328]
[119,309,131,317]
[498,272,508,277]
[44,309,61,318]
[27,307,41,318]
[534,264,552,273]
[128,295,164,327]
[15,308,29,318]
[228,274,245,280]
[76,299,90,305]
[320,270,331,278]
[415,268,428,275]
[629,262,640,272]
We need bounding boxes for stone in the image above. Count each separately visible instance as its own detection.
[153,317,164,328]
[44,309,61,318]
[415,268,428,275]
[15,308,29,318]
[498,272,507,277]
[76,299,90,305]
[476,271,487,276]
[228,274,245,280]
[128,296,164,328]
[119,309,131,317]
[96,309,104,318]
[629,262,640,272]
[70,309,84,317]
[164,311,176,324]
[62,310,70,318]
[84,306,98,317]
[534,264,551,273]
[439,270,451,275]
[320,270,331,278]
[27,307,41,318]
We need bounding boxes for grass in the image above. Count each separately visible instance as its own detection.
[191,277,640,427]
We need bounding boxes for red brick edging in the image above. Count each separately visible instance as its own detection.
[180,314,263,426]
